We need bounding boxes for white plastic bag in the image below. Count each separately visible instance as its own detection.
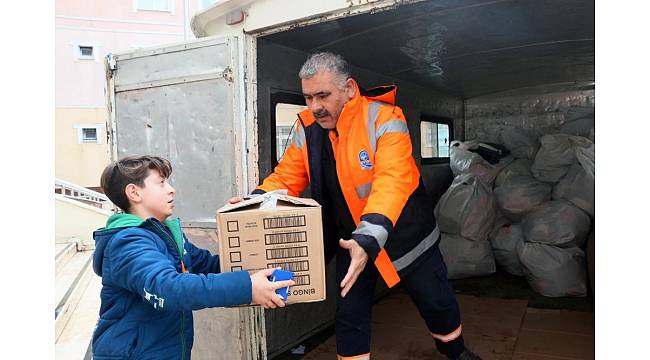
[522,200,591,248]
[449,140,480,176]
[489,223,525,276]
[494,175,552,221]
[531,134,576,183]
[439,233,496,279]
[435,173,497,242]
[575,142,595,178]
[560,113,595,139]
[494,158,533,188]
[449,141,512,187]
[517,242,587,297]
[500,127,540,160]
[553,162,594,217]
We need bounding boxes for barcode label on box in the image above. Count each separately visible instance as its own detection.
[266,246,309,260]
[267,260,310,272]
[265,231,307,245]
[294,274,310,286]
[263,215,306,229]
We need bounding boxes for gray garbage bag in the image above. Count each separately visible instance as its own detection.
[575,142,595,178]
[435,173,497,242]
[500,127,540,160]
[489,223,525,276]
[494,158,533,188]
[449,140,479,175]
[439,233,496,279]
[553,162,595,217]
[449,141,513,186]
[494,175,552,221]
[522,200,591,248]
[517,242,587,297]
[531,134,576,183]
[489,214,512,237]
[560,113,595,139]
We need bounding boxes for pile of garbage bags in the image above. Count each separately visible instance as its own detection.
[437,122,595,297]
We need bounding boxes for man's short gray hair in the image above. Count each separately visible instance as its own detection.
[299,52,351,88]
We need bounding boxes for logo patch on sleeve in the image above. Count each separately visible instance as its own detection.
[358,150,373,170]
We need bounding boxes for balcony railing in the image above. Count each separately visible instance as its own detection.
[55,178,112,210]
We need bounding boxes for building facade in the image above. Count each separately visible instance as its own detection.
[55,0,216,188]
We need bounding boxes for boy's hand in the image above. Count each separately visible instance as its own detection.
[250,267,295,309]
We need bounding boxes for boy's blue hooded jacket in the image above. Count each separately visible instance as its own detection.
[92,213,252,360]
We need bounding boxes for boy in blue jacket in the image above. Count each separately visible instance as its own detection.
[91,155,294,359]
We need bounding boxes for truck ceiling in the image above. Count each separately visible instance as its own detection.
[260,0,595,99]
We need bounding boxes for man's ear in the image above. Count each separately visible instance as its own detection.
[125,183,141,204]
[344,78,356,100]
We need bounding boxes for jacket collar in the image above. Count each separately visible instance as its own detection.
[335,81,397,136]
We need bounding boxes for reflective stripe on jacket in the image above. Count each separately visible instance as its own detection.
[257,82,440,287]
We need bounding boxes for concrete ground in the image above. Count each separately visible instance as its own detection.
[276,270,594,359]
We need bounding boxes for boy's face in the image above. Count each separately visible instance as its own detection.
[135,169,176,222]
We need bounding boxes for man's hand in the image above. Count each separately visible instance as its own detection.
[228,196,244,204]
[250,267,295,309]
[339,239,369,298]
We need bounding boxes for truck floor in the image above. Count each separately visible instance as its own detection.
[277,270,594,359]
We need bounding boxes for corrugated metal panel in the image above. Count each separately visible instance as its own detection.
[465,87,595,142]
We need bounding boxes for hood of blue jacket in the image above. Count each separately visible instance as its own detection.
[93,213,184,276]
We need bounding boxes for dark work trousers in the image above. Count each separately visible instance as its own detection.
[334,242,465,359]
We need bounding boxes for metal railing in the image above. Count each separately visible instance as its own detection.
[55,178,112,210]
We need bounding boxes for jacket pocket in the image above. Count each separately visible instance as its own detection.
[92,318,140,359]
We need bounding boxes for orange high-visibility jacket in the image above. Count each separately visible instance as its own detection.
[256,82,441,287]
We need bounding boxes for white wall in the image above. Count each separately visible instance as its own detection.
[55,195,111,245]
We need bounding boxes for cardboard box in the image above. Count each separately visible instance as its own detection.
[216,194,326,304]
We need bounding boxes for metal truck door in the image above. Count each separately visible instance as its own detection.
[105,36,265,360]
[105,36,244,227]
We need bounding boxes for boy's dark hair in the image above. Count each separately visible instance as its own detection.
[100,155,172,212]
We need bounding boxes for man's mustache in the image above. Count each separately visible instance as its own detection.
[313,109,330,119]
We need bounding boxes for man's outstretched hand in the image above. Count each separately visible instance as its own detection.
[339,239,369,298]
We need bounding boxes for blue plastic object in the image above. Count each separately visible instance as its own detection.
[269,269,294,300]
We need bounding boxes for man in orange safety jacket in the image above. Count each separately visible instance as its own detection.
[233,52,480,360]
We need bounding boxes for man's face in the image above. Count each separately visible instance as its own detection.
[302,70,355,129]
[138,169,176,222]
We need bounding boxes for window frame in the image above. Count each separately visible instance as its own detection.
[73,43,98,61]
[419,114,454,165]
[74,124,104,144]
[81,128,98,142]
[134,0,174,13]
[270,92,307,168]
[198,0,218,10]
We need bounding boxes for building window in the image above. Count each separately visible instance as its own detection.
[420,115,453,164]
[275,103,307,162]
[269,92,308,167]
[82,128,98,142]
[199,0,218,10]
[136,0,172,12]
[74,124,104,144]
[79,46,93,58]
[74,44,95,60]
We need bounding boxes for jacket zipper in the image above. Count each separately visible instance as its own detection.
[181,311,186,360]
[150,220,187,359]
